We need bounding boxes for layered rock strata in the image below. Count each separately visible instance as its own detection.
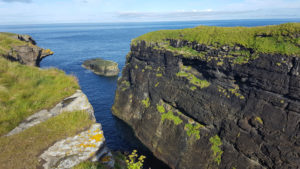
[112,24,300,169]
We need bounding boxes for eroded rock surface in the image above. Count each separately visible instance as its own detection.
[40,123,113,169]
[112,40,300,169]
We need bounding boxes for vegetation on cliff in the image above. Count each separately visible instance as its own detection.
[0,33,27,55]
[133,23,300,56]
[0,110,93,169]
[0,57,79,136]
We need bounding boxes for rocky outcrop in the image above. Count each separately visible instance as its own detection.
[6,90,94,136]
[6,89,113,169]
[40,123,114,169]
[0,33,53,66]
[112,24,300,169]
[82,58,119,76]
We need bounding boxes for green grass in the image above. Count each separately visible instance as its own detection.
[0,33,28,55]
[0,57,79,136]
[161,110,183,125]
[0,110,93,169]
[209,135,223,165]
[133,23,300,56]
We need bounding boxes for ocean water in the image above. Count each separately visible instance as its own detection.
[1,19,299,168]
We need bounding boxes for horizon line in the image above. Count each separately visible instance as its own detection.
[0,17,299,26]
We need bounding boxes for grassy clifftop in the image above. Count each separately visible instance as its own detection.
[133,23,300,56]
[0,57,79,136]
[0,32,29,55]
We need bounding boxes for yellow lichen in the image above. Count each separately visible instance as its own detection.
[90,133,103,142]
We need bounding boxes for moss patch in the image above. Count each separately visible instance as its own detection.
[176,71,210,89]
[0,111,93,169]
[0,57,79,136]
[141,97,150,108]
[157,104,165,113]
[209,135,223,165]
[120,81,130,91]
[184,123,204,140]
[161,110,183,125]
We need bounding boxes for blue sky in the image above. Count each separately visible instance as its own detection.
[0,0,299,24]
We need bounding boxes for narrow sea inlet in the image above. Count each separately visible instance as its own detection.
[1,19,298,168]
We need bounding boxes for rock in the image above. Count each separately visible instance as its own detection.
[112,32,300,168]
[82,58,119,76]
[6,90,94,136]
[40,123,111,169]
[17,34,37,45]
[0,32,53,66]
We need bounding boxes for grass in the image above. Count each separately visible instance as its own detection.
[0,33,28,55]
[0,57,79,136]
[209,135,223,165]
[0,110,93,169]
[161,110,183,125]
[133,23,300,56]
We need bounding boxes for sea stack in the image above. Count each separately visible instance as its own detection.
[82,58,119,77]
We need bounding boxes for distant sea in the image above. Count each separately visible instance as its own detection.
[1,19,299,168]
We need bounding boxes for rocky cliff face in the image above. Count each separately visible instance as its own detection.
[0,33,53,66]
[112,24,300,169]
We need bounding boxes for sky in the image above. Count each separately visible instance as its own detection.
[0,0,299,24]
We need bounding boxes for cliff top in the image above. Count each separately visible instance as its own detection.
[0,32,28,55]
[133,23,300,56]
[0,57,79,136]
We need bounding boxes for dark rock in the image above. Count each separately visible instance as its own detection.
[0,33,53,66]
[112,39,300,169]
[82,58,119,77]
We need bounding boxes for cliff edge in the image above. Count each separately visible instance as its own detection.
[112,23,300,169]
[0,32,53,66]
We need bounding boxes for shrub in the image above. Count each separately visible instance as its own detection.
[126,150,146,169]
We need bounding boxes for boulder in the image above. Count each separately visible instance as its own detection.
[82,58,119,77]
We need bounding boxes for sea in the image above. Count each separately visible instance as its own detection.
[0,19,299,168]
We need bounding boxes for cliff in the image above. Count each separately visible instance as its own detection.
[112,23,300,169]
[0,32,53,66]
[0,35,113,168]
